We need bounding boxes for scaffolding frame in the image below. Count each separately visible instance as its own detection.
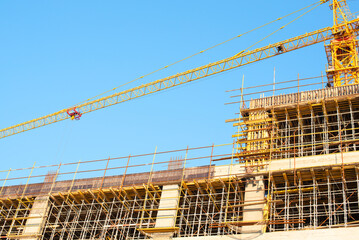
[228,77,359,167]
[2,77,359,238]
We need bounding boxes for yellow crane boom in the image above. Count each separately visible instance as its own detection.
[1,19,359,139]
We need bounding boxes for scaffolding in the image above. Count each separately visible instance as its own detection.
[0,144,250,239]
[227,76,359,167]
[1,77,359,239]
[269,165,359,231]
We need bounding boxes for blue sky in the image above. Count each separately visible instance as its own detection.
[1,0,358,180]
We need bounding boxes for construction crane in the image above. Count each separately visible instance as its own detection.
[326,0,359,86]
[1,0,358,139]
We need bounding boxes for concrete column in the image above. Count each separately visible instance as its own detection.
[241,176,266,234]
[21,196,50,239]
[152,184,180,240]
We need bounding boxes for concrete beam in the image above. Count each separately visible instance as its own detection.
[214,151,359,179]
[264,151,359,173]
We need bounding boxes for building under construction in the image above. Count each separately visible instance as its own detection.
[1,0,359,239]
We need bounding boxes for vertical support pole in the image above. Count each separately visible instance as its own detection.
[225,141,236,223]
[310,191,313,228]
[48,163,61,195]
[285,110,289,159]
[342,179,348,227]
[297,73,300,94]
[356,167,359,211]
[310,105,315,156]
[273,67,276,97]
[120,155,131,190]
[0,168,11,196]
[322,101,330,154]
[284,178,289,231]
[313,172,317,228]
[293,131,297,185]
[333,186,337,225]
[269,181,274,232]
[68,160,80,194]
[148,146,157,184]
[349,100,356,151]
[241,75,247,109]
[207,144,214,182]
[327,170,333,228]
[176,146,189,227]
[299,173,303,229]
[140,147,157,229]
[21,162,36,198]
[100,157,110,190]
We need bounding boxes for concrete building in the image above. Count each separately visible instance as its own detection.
[2,84,359,239]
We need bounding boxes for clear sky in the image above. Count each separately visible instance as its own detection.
[1,0,358,177]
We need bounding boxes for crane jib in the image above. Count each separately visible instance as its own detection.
[1,19,359,139]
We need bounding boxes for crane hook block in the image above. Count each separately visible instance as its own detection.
[67,107,82,120]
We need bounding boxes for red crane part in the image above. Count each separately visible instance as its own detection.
[67,107,82,120]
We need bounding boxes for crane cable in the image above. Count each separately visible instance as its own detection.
[74,0,324,106]
[237,1,324,57]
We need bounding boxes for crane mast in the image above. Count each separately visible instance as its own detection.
[326,0,359,86]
